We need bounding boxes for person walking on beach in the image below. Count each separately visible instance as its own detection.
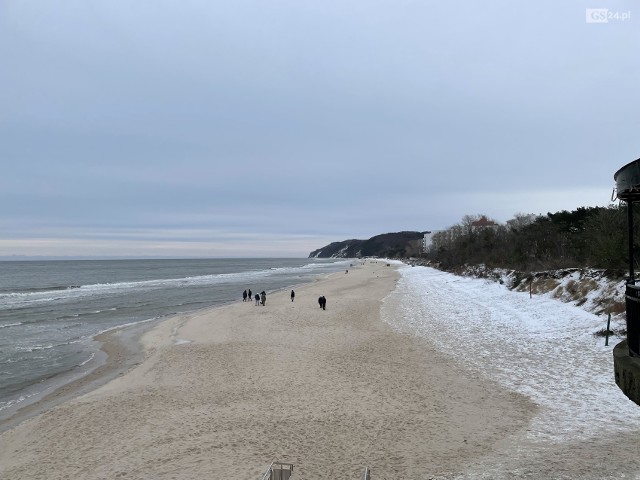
[255,293,260,305]
[261,291,266,306]
[291,290,295,302]
[318,296,326,310]
[242,290,247,302]
[248,289,252,302]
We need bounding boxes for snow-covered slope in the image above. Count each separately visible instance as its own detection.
[381,263,640,477]
[450,264,627,335]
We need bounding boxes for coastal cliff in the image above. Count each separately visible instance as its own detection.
[308,231,425,258]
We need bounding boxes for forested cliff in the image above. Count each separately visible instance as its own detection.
[308,231,425,259]
[309,205,632,274]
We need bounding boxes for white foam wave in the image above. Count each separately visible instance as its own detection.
[0,390,39,412]
[0,261,350,310]
[0,322,23,329]
[16,344,55,352]
[78,352,96,367]
[15,338,81,353]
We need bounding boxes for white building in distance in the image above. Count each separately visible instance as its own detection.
[422,231,441,253]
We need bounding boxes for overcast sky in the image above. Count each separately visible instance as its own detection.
[1,0,638,258]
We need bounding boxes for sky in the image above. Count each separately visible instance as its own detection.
[385,264,640,475]
[1,0,638,258]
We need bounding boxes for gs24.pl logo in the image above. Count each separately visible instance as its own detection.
[586,8,631,23]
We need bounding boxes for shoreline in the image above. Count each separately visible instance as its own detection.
[0,320,154,434]
[0,269,339,434]
[0,262,536,479]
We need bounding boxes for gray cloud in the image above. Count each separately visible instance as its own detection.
[1,0,637,257]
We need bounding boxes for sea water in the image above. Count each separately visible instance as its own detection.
[0,258,350,416]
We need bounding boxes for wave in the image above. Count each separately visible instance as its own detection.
[0,261,350,309]
[0,285,81,294]
[0,322,23,329]
[15,339,81,353]
[77,352,96,367]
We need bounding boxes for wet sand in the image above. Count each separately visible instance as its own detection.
[0,262,536,479]
[0,321,152,434]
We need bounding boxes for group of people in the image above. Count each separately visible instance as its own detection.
[241,289,327,310]
[243,289,267,305]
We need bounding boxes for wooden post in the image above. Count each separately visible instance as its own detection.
[606,313,611,346]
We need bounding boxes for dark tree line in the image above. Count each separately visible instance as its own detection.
[425,205,635,274]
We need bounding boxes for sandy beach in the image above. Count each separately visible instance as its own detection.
[0,262,536,479]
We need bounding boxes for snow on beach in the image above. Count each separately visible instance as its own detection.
[382,264,640,475]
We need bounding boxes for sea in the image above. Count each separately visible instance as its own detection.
[0,257,351,419]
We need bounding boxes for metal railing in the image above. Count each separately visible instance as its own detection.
[260,461,371,479]
[260,461,294,480]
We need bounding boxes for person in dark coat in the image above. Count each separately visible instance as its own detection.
[255,293,260,305]
[242,290,247,302]
[291,290,295,302]
[261,291,266,306]
[318,296,326,310]
[248,289,252,301]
